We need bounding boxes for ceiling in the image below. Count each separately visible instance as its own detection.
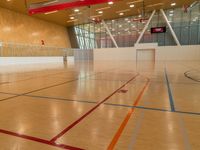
[0,0,197,27]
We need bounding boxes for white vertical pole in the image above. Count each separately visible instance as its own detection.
[102,20,119,48]
[135,10,156,45]
[160,9,181,46]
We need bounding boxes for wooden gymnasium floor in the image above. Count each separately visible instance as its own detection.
[0,60,199,150]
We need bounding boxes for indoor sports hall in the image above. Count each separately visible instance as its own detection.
[0,0,199,150]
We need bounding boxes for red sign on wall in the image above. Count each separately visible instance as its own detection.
[151,27,166,33]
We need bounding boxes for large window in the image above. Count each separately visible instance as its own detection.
[74,24,96,49]
[74,3,200,48]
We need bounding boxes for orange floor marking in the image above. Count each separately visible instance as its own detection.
[107,79,150,150]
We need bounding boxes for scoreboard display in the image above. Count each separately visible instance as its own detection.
[151,27,166,33]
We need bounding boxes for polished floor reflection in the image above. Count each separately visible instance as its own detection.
[0,60,199,150]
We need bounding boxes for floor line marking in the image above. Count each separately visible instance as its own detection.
[49,74,139,143]
[1,91,199,116]
[164,67,191,150]
[23,95,200,116]
[107,79,150,150]
[128,107,146,150]
[0,67,121,102]
[0,91,19,96]
[0,128,83,150]
[0,70,71,85]
[25,94,97,104]
[177,116,192,150]
[175,110,200,116]
[0,71,104,102]
[164,68,175,112]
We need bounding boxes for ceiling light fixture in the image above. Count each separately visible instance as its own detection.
[98,11,103,14]
[119,12,124,16]
[146,3,163,8]
[67,19,78,23]
[44,10,58,15]
[127,0,143,5]
[43,0,58,6]
[130,4,135,8]
[171,3,176,6]
[108,1,114,5]
[70,16,75,19]
[96,7,110,11]
[74,9,79,12]
[116,9,130,13]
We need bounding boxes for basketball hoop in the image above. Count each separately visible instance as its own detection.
[90,17,102,24]
[182,4,189,13]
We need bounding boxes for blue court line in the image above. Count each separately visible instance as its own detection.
[175,110,200,116]
[26,94,97,104]
[135,105,169,112]
[164,68,175,112]
[104,102,170,112]
[105,102,200,115]
[164,68,191,149]
[24,95,200,116]
[1,91,199,116]
[26,94,170,113]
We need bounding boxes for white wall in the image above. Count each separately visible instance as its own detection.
[0,57,63,65]
[94,47,136,61]
[94,45,200,61]
[156,45,200,61]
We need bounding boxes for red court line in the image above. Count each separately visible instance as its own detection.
[107,79,150,150]
[0,129,83,150]
[50,74,139,142]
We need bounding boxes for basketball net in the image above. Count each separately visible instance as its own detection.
[91,17,102,24]
[182,4,189,13]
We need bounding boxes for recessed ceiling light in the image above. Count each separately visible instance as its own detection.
[74,9,79,12]
[67,19,78,23]
[70,16,75,19]
[98,11,103,14]
[130,4,135,8]
[43,0,58,5]
[171,3,176,6]
[6,0,11,1]
[44,10,58,15]
[119,12,124,16]
[108,1,114,5]
[169,13,173,16]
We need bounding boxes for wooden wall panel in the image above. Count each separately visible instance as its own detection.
[0,7,71,48]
